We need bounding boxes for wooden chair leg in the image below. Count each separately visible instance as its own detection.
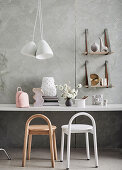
[28,134,32,160]
[49,131,55,168]
[53,131,57,160]
[22,128,28,167]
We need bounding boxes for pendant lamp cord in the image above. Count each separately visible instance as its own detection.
[39,0,43,40]
[74,0,77,90]
[32,0,39,41]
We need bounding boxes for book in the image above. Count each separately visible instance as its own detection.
[43,102,60,106]
[43,96,59,102]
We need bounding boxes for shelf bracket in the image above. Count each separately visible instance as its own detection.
[104,28,111,53]
[85,60,89,87]
[85,29,88,55]
[105,60,109,87]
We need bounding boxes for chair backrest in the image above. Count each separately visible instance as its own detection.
[25,114,52,133]
[68,112,96,132]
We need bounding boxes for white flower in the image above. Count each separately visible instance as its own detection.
[63,93,68,99]
[71,88,76,94]
[67,93,73,99]
[59,85,63,91]
[64,84,68,88]
[77,84,82,88]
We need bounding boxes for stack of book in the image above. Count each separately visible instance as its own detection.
[43,96,59,106]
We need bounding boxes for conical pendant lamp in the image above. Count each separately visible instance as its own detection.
[36,0,53,60]
[21,0,53,60]
[21,0,39,57]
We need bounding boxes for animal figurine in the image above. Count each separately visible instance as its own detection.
[33,88,44,107]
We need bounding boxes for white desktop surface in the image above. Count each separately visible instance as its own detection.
[0,104,122,112]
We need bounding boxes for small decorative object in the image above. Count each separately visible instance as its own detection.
[41,77,57,96]
[91,42,99,52]
[33,88,44,107]
[16,87,29,108]
[103,99,108,106]
[100,78,104,86]
[65,98,72,106]
[75,99,85,107]
[103,78,107,86]
[99,37,108,52]
[92,95,95,105]
[58,83,82,106]
[90,74,100,86]
[92,94,103,105]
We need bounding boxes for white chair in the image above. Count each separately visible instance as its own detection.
[60,112,98,169]
[0,148,11,160]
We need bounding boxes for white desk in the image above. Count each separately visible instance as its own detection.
[0,104,122,112]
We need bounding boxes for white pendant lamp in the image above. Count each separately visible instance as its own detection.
[21,41,37,57]
[36,0,53,60]
[21,0,53,60]
[21,0,39,57]
[36,40,53,59]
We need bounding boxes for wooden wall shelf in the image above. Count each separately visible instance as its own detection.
[84,85,113,88]
[84,28,113,55]
[84,60,113,88]
[84,51,114,55]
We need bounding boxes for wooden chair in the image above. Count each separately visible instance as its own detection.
[22,114,57,168]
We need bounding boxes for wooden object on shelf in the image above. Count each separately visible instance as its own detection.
[90,74,100,86]
[22,114,57,168]
[84,28,113,55]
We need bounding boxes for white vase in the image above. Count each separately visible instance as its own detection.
[91,42,99,52]
[41,77,57,96]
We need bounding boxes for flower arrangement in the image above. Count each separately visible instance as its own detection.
[57,83,82,99]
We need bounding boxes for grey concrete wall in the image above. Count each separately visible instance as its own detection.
[0,0,122,148]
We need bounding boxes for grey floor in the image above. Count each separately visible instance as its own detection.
[0,148,122,170]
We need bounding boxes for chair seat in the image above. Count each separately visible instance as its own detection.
[29,125,56,131]
[62,124,93,134]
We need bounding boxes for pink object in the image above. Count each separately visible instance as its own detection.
[16,87,29,108]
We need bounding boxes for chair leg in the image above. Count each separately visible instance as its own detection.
[60,130,64,162]
[0,148,11,160]
[53,131,57,160]
[49,131,55,168]
[93,131,99,167]
[85,132,90,160]
[28,134,32,160]
[66,133,71,170]
[22,128,28,167]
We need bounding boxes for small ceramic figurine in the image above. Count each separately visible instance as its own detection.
[33,88,44,107]
[91,42,99,52]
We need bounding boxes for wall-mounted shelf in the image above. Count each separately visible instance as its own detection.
[83,51,114,55]
[84,85,113,88]
[84,28,113,55]
[84,60,113,88]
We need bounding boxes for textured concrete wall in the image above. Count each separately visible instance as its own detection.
[0,0,122,148]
